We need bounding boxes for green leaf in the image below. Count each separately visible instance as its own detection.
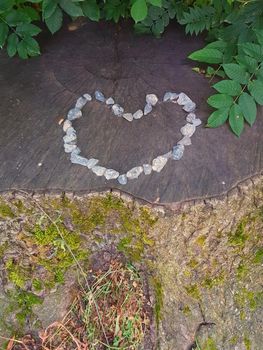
[213,80,242,96]
[16,23,42,37]
[238,92,257,126]
[17,39,28,59]
[24,36,40,55]
[6,9,31,26]
[42,0,58,19]
[45,7,63,34]
[59,0,83,17]
[188,48,223,64]
[205,40,227,51]
[81,0,100,22]
[229,103,244,137]
[248,80,263,105]
[207,94,233,109]
[254,29,263,46]
[0,22,9,47]
[0,0,14,14]
[147,0,162,6]
[241,42,263,62]
[207,108,229,128]
[222,63,249,84]
[131,0,148,23]
[235,55,258,74]
[7,33,18,57]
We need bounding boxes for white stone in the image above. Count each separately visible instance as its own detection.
[192,118,202,127]
[64,144,77,153]
[104,169,120,180]
[162,151,172,159]
[83,93,92,101]
[180,123,196,137]
[86,158,99,169]
[63,133,77,144]
[133,109,144,119]
[123,113,133,122]
[143,164,152,175]
[177,93,192,106]
[186,113,196,123]
[172,144,184,160]
[163,92,179,102]
[67,108,82,121]
[95,90,105,102]
[126,166,143,179]
[75,96,88,109]
[146,94,158,106]
[112,104,124,116]
[178,136,192,146]
[118,174,128,185]
[92,166,106,176]
[106,97,115,105]
[152,156,167,172]
[70,153,90,166]
[183,101,196,112]
[63,120,72,132]
[144,103,152,115]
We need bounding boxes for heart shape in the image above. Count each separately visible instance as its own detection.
[62,91,202,185]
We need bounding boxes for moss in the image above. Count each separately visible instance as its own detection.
[244,336,251,350]
[229,336,238,345]
[202,337,217,350]
[235,287,263,311]
[228,220,248,247]
[5,259,29,288]
[0,242,8,259]
[0,202,15,218]
[188,258,198,269]
[150,277,163,327]
[202,272,225,289]
[184,284,201,300]
[32,279,43,292]
[182,305,191,316]
[195,234,207,247]
[253,248,263,264]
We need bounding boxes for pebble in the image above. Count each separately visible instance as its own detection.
[146,94,158,106]
[126,166,143,179]
[144,103,152,115]
[106,97,115,105]
[70,153,90,166]
[92,165,106,176]
[123,113,133,122]
[133,109,144,119]
[143,164,152,175]
[162,151,172,159]
[172,144,184,160]
[180,123,196,137]
[112,104,124,116]
[178,136,192,146]
[163,92,178,102]
[63,133,77,144]
[118,174,128,185]
[67,108,82,121]
[71,147,81,155]
[104,169,120,180]
[183,101,196,112]
[66,127,76,136]
[64,144,77,153]
[186,113,196,123]
[63,120,72,132]
[177,93,192,106]
[83,93,92,101]
[152,156,167,172]
[75,96,88,109]
[95,90,106,102]
[86,158,99,169]
[192,118,202,127]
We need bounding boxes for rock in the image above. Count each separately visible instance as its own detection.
[95,90,106,102]
[186,113,196,123]
[178,136,192,146]
[177,93,192,106]
[152,156,168,172]
[118,174,128,185]
[146,94,158,106]
[126,166,143,179]
[92,165,106,176]
[123,113,133,122]
[75,96,88,109]
[143,164,152,175]
[63,120,72,132]
[162,151,172,159]
[183,101,196,112]
[63,133,77,144]
[192,118,202,127]
[64,144,77,153]
[70,153,90,166]
[163,92,179,102]
[83,93,92,101]
[144,103,152,115]
[86,158,99,169]
[67,108,82,121]
[104,169,120,180]
[133,109,144,119]
[180,123,196,137]
[71,147,81,155]
[106,97,115,105]
[172,144,184,160]
[66,127,76,136]
[112,104,124,116]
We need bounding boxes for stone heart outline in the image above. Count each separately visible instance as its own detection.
[62,90,202,185]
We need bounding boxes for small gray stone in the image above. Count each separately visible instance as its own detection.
[162,151,172,159]
[92,165,106,176]
[143,164,152,175]
[106,97,115,105]
[186,113,196,123]
[75,97,88,109]
[118,174,128,185]
[64,144,77,153]
[192,118,202,127]
[70,153,89,166]
[172,144,184,160]
[146,94,158,106]
[63,120,72,132]
[180,123,196,137]
[63,133,77,144]
[163,92,179,102]
[112,104,124,116]
[95,90,106,102]
[177,93,192,106]
[178,136,192,146]
[104,169,120,180]
[152,156,167,172]
[86,158,99,169]
[183,101,196,112]
[71,147,81,155]
[144,103,152,115]
[83,93,92,101]
[66,127,76,136]
[133,109,144,119]
[67,108,82,121]
[126,166,143,179]
[123,113,133,122]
